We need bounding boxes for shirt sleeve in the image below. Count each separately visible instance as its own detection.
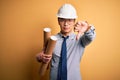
[80,25,96,47]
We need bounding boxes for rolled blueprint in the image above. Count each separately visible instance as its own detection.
[43,28,51,48]
[39,36,57,76]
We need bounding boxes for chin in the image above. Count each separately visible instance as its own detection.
[61,28,72,33]
[63,30,71,33]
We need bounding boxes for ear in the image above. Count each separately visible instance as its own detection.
[58,18,60,25]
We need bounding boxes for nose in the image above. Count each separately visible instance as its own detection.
[64,20,69,26]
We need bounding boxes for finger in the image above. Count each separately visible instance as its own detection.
[36,53,42,59]
[77,21,82,25]
[75,21,81,26]
[43,55,52,60]
[85,21,88,24]
[82,21,88,26]
[74,23,80,27]
[44,56,52,58]
[74,29,79,32]
[43,57,51,63]
[44,55,52,58]
[42,57,47,63]
[80,21,86,26]
[74,26,78,29]
[74,27,79,32]
[36,55,42,62]
[45,57,51,61]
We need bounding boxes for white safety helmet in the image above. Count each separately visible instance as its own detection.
[57,4,78,19]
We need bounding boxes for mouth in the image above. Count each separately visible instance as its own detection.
[63,25,69,29]
[63,27,69,30]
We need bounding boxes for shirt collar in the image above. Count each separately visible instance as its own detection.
[56,32,75,40]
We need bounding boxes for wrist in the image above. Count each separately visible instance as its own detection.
[85,25,91,32]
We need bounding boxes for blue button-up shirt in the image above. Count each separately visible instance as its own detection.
[50,26,96,80]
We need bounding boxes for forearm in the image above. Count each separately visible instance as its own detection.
[81,25,96,47]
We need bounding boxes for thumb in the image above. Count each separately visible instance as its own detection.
[76,32,82,40]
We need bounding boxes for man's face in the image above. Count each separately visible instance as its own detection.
[58,18,75,34]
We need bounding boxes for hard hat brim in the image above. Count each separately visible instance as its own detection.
[57,15,77,19]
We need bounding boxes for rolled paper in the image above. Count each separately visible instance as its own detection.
[39,36,57,76]
[43,28,51,48]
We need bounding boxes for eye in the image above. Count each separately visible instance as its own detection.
[69,19,74,22]
[69,19,71,21]
[59,18,65,22]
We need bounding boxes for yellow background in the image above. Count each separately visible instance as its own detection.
[0,0,120,80]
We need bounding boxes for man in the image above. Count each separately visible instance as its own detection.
[36,4,96,80]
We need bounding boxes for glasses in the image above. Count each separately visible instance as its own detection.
[58,18,75,23]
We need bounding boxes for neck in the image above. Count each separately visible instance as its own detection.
[60,31,73,37]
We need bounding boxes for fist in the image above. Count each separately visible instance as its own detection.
[36,51,52,64]
[74,21,90,40]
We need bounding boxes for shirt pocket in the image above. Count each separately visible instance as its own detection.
[51,54,60,69]
[53,40,62,57]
